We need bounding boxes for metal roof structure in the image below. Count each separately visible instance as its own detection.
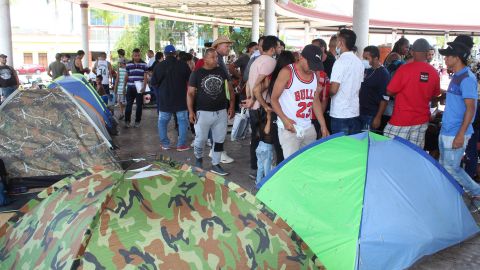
[71,0,480,35]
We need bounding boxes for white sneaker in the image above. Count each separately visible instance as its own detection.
[206,140,212,147]
[220,151,234,164]
[208,150,234,164]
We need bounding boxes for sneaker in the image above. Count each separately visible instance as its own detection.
[119,114,125,120]
[195,158,203,169]
[161,145,171,150]
[134,122,140,128]
[248,169,257,180]
[177,145,191,152]
[210,164,228,176]
[125,122,131,128]
[220,151,234,164]
[207,140,212,147]
[190,141,195,147]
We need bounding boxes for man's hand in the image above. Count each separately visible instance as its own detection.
[228,107,234,119]
[371,116,381,130]
[320,125,330,138]
[452,134,465,149]
[189,111,196,124]
[244,97,254,108]
[263,105,273,113]
[284,118,296,133]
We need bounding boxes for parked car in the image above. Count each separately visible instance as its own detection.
[16,64,46,75]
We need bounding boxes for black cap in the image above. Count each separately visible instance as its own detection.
[453,35,474,50]
[439,42,470,61]
[301,44,324,71]
[0,54,7,58]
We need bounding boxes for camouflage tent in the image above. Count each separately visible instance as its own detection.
[0,162,324,269]
[0,88,119,182]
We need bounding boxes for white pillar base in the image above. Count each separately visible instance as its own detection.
[80,2,90,68]
[0,0,14,66]
[149,16,156,51]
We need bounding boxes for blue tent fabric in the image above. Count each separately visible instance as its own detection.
[358,136,479,269]
[257,132,479,270]
[48,75,113,128]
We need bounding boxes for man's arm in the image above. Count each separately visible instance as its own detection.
[372,100,387,129]
[92,62,97,75]
[271,68,295,133]
[112,68,119,94]
[329,82,340,96]
[47,65,53,78]
[253,74,271,111]
[312,88,330,138]
[187,86,197,124]
[227,80,235,119]
[453,99,476,149]
[141,69,148,93]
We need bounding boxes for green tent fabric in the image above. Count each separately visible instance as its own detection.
[0,161,324,269]
[258,135,368,269]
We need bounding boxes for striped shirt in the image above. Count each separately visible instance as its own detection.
[126,61,147,87]
[116,67,127,92]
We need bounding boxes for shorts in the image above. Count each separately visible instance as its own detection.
[383,122,429,148]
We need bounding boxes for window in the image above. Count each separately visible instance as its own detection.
[128,15,142,26]
[38,53,48,68]
[23,53,33,64]
[90,11,125,26]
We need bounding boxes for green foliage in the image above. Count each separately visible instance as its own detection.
[91,9,121,26]
[291,0,316,8]
[114,17,149,61]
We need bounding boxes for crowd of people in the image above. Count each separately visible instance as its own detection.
[1,29,480,201]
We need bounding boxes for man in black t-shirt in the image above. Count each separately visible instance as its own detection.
[187,48,235,176]
[0,54,19,104]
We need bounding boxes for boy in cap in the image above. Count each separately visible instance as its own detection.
[383,38,441,148]
[271,44,330,158]
[438,41,480,200]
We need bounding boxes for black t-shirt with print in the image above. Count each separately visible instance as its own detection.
[0,65,17,88]
[189,66,228,111]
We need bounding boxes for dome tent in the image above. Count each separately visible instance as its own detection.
[257,132,479,270]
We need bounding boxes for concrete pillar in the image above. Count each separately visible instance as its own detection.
[149,16,156,51]
[444,32,450,47]
[213,25,219,41]
[304,21,311,45]
[80,2,90,68]
[352,0,370,55]
[264,0,277,36]
[0,0,14,66]
[251,0,260,42]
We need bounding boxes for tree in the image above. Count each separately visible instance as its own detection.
[114,17,149,61]
[291,0,316,8]
[91,9,122,56]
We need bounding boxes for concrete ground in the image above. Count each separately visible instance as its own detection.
[115,107,480,269]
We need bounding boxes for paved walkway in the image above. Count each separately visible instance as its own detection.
[115,107,480,269]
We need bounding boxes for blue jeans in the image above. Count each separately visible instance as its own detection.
[158,110,188,147]
[359,115,374,131]
[331,116,361,135]
[0,86,17,104]
[256,142,273,184]
[439,134,480,196]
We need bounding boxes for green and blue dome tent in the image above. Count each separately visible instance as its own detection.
[257,132,479,270]
[48,74,115,131]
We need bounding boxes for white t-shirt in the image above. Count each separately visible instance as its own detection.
[95,60,110,85]
[330,51,364,118]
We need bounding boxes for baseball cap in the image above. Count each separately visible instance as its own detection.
[453,35,474,50]
[438,42,470,60]
[164,45,176,53]
[212,36,233,48]
[0,54,7,58]
[301,44,324,71]
[411,38,431,52]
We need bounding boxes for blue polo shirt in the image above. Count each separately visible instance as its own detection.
[125,61,147,87]
[441,67,478,136]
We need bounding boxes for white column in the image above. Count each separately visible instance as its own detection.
[149,16,156,51]
[0,0,13,66]
[264,0,277,35]
[444,32,450,47]
[304,21,311,45]
[251,0,260,42]
[352,0,370,55]
[80,2,90,68]
[213,25,219,40]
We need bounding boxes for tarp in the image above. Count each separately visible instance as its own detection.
[257,132,479,270]
[0,88,119,181]
[0,161,324,269]
[49,74,114,129]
